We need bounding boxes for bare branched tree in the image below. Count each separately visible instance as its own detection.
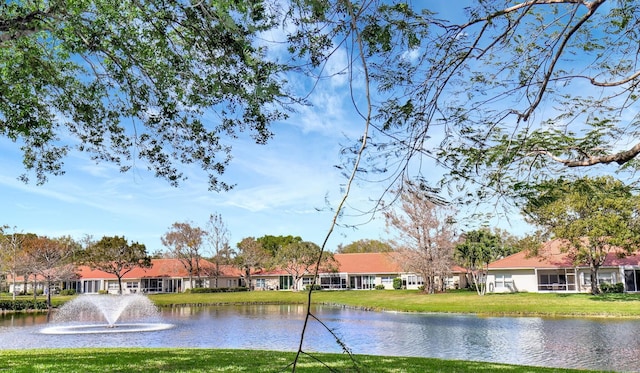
[205,213,231,288]
[385,182,458,293]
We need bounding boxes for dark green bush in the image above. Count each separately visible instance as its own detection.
[600,282,624,293]
[189,287,248,293]
[305,284,322,291]
[393,278,402,290]
[59,289,76,296]
[0,299,48,311]
[375,284,385,290]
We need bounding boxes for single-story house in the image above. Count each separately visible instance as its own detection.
[328,252,466,290]
[9,258,244,295]
[249,252,468,291]
[10,253,469,294]
[487,239,640,293]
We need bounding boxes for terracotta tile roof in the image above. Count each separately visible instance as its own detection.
[332,252,402,273]
[77,258,242,279]
[332,252,467,274]
[489,239,640,269]
[451,265,467,273]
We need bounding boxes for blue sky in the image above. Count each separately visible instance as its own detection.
[0,41,396,252]
[0,120,392,252]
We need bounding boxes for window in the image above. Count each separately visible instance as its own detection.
[302,277,315,285]
[625,270,640,292]
[381,277,394,285]
[539,269,575,291]
[598,272,616,285]
[495,274,512,288]
[320,274,346,289]
[142,279,163,292]
[407,275,417,286]
[255,279,266,289]
[126,282,139,289]
[443,277,456,289]
[582,272,615,285]
[279,276,293,290]
[83,280,100,293]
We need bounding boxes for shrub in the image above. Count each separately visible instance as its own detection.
[305,284,322,291]
[393,278,402,290]
[375,284,385,290]
[0,299,48,311]
[59,289,76,296]
[600,282,624,293]
[189,287,248,293]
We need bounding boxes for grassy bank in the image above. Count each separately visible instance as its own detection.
[147,290,640,318]
[0,348,604,372]
[5,289,640,318]
[2,291,631,372]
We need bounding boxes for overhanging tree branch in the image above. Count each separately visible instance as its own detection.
[532,142,640,167]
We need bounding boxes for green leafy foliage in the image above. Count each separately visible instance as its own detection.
[455,229,503,295]
[393,277,402,290]
[256,235,302,257]
[188,286,248,293]
[80,235,151,293]
[0,299,48,311]
[1,0,288,190]
[288,1,640,212]
[523,176,640,294]
[337,239,392,253]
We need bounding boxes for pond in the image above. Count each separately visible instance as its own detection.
[1,304,638,372]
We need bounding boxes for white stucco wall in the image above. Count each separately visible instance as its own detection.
[487,269,538,293]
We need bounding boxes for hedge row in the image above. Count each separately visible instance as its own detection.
[0,299,48,311]
[187,287,248,293]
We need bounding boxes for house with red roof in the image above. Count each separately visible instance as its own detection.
[249,252,468,291]
[9,258,245,295]
[486,239,640,293]
[10,253,468,294]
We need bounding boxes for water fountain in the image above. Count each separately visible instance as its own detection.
[40,293,173,334]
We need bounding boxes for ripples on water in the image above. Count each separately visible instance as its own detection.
[1,304,638,372]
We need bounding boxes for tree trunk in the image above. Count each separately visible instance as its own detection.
[11,271,16,300]
[46,281,52,309]
[117,276,123,295]
[245,268,252,291]
[215,261,220,288]
[590,266,600,295]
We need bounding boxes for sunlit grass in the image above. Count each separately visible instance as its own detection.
[146,290,640,318]
[6,290,640,317]
[0,348,604,373]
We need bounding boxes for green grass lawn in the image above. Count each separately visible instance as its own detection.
[0,348,607,372]
[146,289,640,318]
[6,289,640,317]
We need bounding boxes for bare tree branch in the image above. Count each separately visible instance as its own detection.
[532,142,640,167]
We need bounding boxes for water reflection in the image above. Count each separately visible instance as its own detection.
[1,305,639,372]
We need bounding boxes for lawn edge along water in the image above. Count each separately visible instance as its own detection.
[146,290,640,318]
[0,348,608,373]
